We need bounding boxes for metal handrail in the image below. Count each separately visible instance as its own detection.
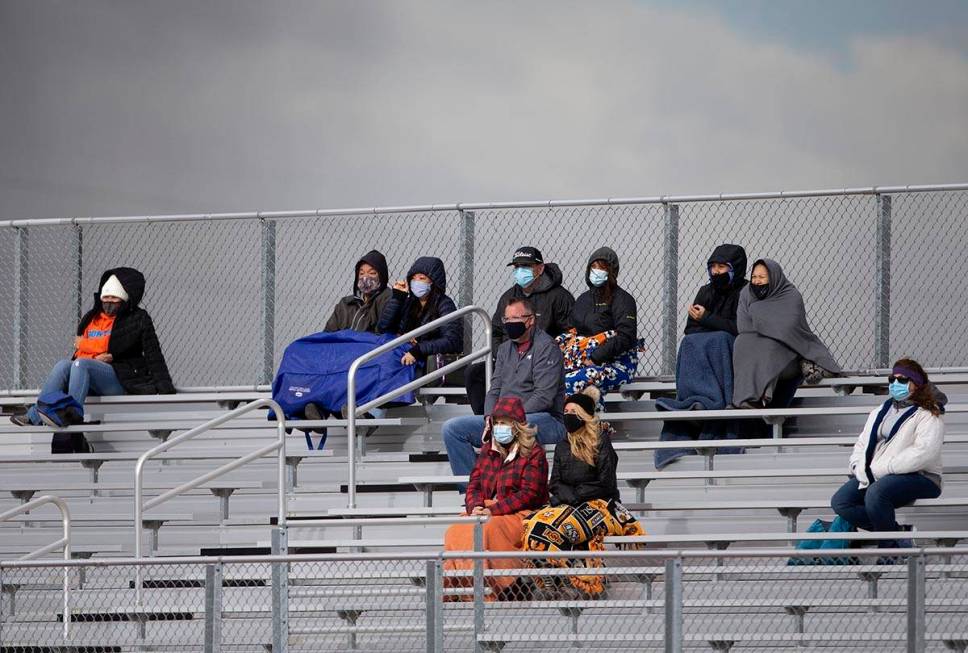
[133,398,288,603]
[0,494,72,638]
[346,305,492,507]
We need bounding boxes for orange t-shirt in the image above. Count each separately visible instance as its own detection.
[75,313,116,359]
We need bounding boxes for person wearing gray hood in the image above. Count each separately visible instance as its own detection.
[732,259,841,409]
[564,247,641,401]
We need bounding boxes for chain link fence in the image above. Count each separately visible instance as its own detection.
[2,185,966,390]
[1,548,967,651]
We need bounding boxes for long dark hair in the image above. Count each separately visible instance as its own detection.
[895,357,941,417]
[593,260,618,304]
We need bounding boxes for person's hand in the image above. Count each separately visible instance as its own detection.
[582,355,596,367]
[401,352,416,366]
[74,336,82,349]
[688,304,707,321]
[95,353,113,363]
[471,506,487,516]
[392,280,409,293]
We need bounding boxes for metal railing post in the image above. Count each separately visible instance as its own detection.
[664,557,683,653]
[425,560,437,653]
[875,194,892,368]
[73,224,83,325]
[261,218,277,385]
[204,562,223,653]
[433,557,444,653]
[272,527,289,653]
[458,209,476,354]
[907,552,925,653]
[661,204,679,376]
[13,226,28,389]
[473,520,484,653]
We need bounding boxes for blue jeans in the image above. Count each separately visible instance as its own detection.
[831,474,941,548]
[442,412,566,483]
[27,358,126,425]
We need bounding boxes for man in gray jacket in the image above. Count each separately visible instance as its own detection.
[442,297,567,480]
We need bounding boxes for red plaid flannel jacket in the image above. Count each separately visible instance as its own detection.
[465,439,549,516]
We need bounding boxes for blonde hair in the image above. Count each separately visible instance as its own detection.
[492,419,538,458]
[567,387,602,466]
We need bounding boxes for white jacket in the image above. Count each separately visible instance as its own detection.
[849,403,944,489]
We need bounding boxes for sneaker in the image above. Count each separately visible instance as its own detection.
[35,409,61,429]
[896,525,915,549]
[9,413,31,427]
[302,403,328,436]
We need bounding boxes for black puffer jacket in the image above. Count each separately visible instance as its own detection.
[324,250,392,333]
[377,257,462,358]
[570,247,638,365]
[684,244,749,336]
[491,262,574,352]
[549,426,620,506]
[75,267,175,394]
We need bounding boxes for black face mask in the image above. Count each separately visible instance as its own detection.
[102,302,121,316]
[751,284,770,300]
[710,272,731,291]
[563,413,585,434]
[503,321,528,341]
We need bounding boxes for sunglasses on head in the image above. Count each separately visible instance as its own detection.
[888,375,911,385]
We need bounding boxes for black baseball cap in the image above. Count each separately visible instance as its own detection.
[507,246,544,267]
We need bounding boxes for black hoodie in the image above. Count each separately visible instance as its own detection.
[491,262,575,352]
[684,244,749,336]
[324,250,392,333]
[76,267,175,394]
[377,256,462,358]
[570,247,639,365]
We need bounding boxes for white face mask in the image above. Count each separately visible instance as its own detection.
[493,424,514,445]
[410,279,432,298]
[588,268,608,287]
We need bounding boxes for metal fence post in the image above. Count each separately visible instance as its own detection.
[664,557,683,653]
[457,210,476,353]
[425,560,437,653]
[875,194,892,368]
[261,218,277,385]
[661,204,680,376]
[73,224,84,325]
[907,553,925,653]
[13,226,29,389]
[204,562,223,653]
[433,558,444,653]
[473,521,484,653]
[271,526,288,653]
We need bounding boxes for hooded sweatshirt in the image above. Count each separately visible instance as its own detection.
[491,262,575,352]
[570,247,638,365]
[685,244,749,336]
[75,267,175,394]
[377,256,462,358]
[324,250,392,333]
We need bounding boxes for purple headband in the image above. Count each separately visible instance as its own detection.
[892,365,925,386]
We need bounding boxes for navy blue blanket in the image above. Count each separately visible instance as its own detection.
[656,331,735,412]
[272,330,416,419]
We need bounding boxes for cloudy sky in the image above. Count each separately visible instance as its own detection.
[1,0,966,218]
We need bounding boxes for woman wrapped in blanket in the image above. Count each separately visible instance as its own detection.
[443,396,548,600]
[560,247,642,405]
[523,387,644,599]
[831,359,945,562]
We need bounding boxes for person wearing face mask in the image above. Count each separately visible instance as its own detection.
[732,259,841,410]
[522,386,645,598]
[442,395,549,599]
[831,359,945,556]
[654,244,748,469]
[323,250,392,333]
[561,247,642,401]
[442,297,566,482]
[377,256,462,371]
[463,246,575,415]
[11,268,175,429]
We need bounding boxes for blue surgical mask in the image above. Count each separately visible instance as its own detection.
[493,424,514,445]
[513,267,535,288]
[589,268,608,287]
[889,380,911,402]
[410,279,432,298]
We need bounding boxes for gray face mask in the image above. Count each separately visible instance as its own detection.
[102,302,121,316]
[357,275,380,296]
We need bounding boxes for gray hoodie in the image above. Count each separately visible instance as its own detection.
[484,329,566,422]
